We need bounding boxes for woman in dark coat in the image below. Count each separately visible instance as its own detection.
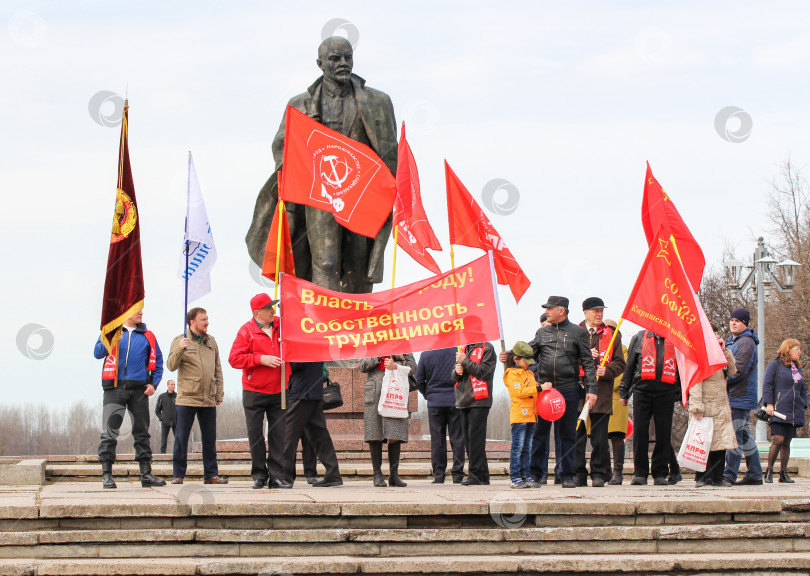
[763,339,808,483]
[359,354,417,487]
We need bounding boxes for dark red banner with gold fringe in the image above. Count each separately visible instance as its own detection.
[100,101,144,354]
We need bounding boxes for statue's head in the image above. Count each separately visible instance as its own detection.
[317,36,353,85]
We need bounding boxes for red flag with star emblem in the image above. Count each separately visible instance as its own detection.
[642,162,705,288]
[621,223,727,402]
[445,161,530,303]
[279,105,396,238]
[100,101,145,354]
[394,123,442,274]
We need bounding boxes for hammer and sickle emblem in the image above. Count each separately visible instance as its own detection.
[320,155,352,189]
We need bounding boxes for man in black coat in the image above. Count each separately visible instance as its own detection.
[619,330,681,486]
[416,347,465,484]
[452,340,497,486]
[508,296,597,489]
[154,379,177,454]
[282,361,342,487]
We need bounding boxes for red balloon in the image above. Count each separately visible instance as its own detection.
[625,418,634,440]
[536,389,566,421]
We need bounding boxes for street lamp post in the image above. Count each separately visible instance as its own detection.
[724,237,800,442]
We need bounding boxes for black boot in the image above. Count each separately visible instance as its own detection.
[608,438,625,485]
[779,470,794,484]
[101,461,116,489]
[139,460,166,487]
[369,441,386,487]
[764,468,773,483]
[388,442,407,487]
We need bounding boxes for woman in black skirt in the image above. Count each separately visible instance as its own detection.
[762,339,808,483]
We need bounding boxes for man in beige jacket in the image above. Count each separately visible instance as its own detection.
[166,307,227,484]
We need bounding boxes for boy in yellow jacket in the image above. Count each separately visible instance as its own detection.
[503,341,550,488]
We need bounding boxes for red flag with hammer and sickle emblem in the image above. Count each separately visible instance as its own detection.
[279,105,396,239]
[621,223,727,402]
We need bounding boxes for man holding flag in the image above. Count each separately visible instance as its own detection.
[96,101,165,489]
[619,330,681,486]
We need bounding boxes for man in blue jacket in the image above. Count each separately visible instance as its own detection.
[94,309,165,489]
[723,308,764,485]
[415,347,465,484]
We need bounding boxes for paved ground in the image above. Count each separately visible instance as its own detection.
[2,477,809,517]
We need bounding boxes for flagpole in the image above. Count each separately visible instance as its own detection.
[600,318,624,368]
[183,152,192,338]
[488,251,506,355]
[279,272,286,410]
[274,199,286,301]
[391,225,399,290]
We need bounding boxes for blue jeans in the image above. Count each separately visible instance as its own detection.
[510,422,535,480]
[724,408,763,481]
[173,405,219,479]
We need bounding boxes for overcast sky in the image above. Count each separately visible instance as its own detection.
[2,1,809,407]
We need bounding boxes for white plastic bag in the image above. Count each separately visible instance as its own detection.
[377,365,411,418]
[677,416,714,472]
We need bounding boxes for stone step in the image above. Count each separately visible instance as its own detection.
[1,522,807,555]
[2,553,810,575]
[44,462,512,482]
[43,451,512,464]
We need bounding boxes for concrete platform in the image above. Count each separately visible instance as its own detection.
[4,479,810,574]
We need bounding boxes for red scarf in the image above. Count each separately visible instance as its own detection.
[468,345,490,400]
[102,329,157,383]
[641,332,677,384]
[579,324,614,378]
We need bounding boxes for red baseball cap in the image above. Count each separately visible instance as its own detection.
[250,293,279,311]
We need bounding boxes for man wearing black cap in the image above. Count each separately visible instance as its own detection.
[503,296,597,488]
[228,294,292,489]
[723,308,763,485]
[575,297,626,487]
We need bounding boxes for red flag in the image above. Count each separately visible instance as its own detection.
[279,105,396,238]
[642,162,705,288]
[261,200,295,282]
[445,161,530,303]
[394,123,442,274]
[100,101,144,354]
[621,224,727,402]
[280,254,502,362]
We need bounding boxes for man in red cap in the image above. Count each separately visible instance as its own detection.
[228,294,291,489]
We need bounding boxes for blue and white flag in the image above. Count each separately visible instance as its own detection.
[179,152,217,302]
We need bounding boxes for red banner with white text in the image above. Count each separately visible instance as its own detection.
[280,254,503,362]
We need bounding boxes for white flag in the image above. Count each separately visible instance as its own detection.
[178,153,217,302]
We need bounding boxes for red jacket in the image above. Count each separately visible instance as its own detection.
[228,317,289,395]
